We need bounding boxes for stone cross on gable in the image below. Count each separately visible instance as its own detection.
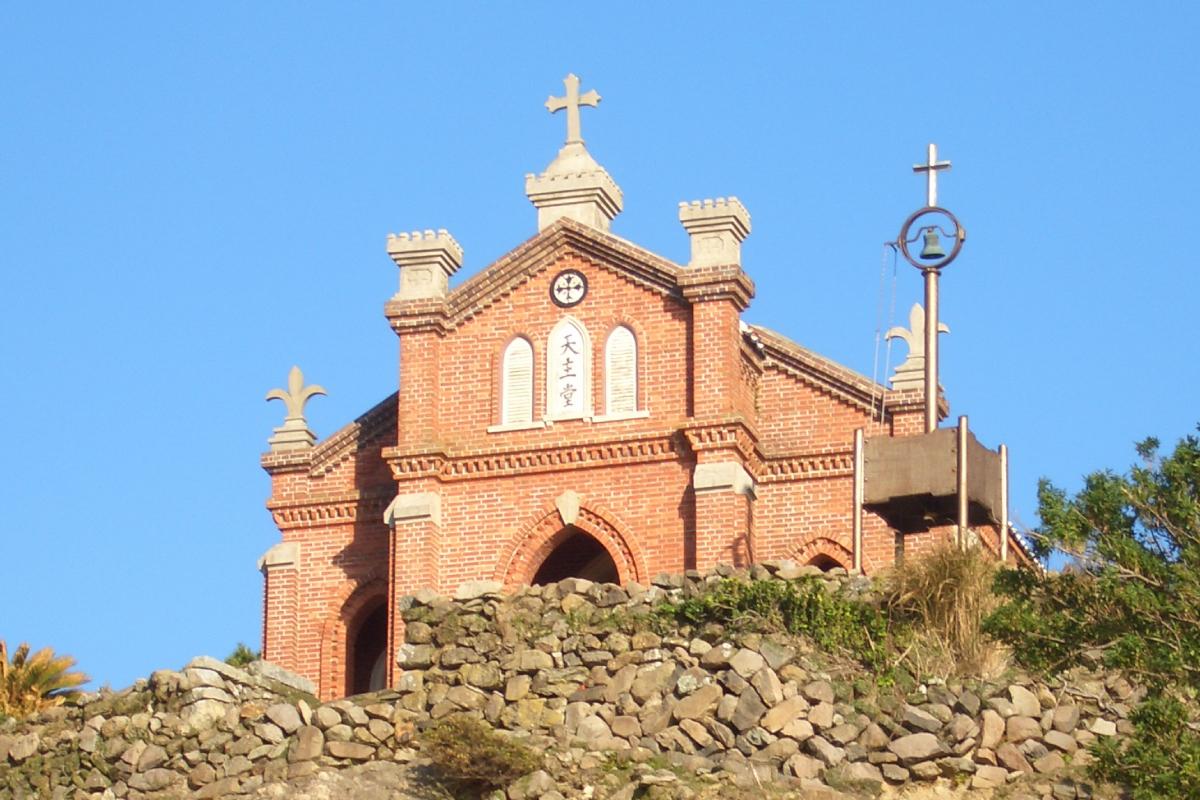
[545,73,600,146]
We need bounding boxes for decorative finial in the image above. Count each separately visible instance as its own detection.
[678,197,752,268]
[545,73,600,146]
[885,304,949,392]
[912,143,952,208]
[526,73,622,231]
[385,229,464,301]
[265,366,326,451]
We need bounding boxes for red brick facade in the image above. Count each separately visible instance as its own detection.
[260,217,1022,700]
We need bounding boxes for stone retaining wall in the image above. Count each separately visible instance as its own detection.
[0,566,1138,799]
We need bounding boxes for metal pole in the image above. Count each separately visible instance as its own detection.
[853,428,864,573]
[923,268,939,433]
[1000,444,1009,563]
[957,415,969,549]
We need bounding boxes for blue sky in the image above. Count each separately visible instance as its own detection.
[2,3,1197,690]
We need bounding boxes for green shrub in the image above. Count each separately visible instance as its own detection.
[225,642,259,668]
[656,576,891,670]
[1091,695,1200,799]
[985,428,1200,799]
[419,715,540,793]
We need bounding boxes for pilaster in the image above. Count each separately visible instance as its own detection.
[258,542,299,672]
[684,422,758,571]
[679,264,755,420]
[677,197,755,425]
[392,329,444,450]
[385,491,442,685]
[692,460,756,571]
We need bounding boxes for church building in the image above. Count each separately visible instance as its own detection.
[258,75,1026,700]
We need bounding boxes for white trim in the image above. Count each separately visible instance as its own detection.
[591,409,651,423]
[383,492,441,526]
[693,462,756,497]
[546,316,592,421]
[257,542,298,572]
[486,420,548,433]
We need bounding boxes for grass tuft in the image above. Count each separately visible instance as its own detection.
[882,543,1007,678]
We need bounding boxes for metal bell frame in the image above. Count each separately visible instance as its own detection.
[897,206,966,272]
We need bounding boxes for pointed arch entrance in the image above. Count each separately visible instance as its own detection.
[531,526,619,584]
[496,501,647,587]
[316,577,388,700]
[347,599,388,696]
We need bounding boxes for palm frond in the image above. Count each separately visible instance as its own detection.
[0,639,89,718]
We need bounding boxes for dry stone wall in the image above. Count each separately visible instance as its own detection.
[0,566,1139,799]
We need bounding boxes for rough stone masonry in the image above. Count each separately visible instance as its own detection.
[0,566,1137,799]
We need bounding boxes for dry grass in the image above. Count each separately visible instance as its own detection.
[882,543,1009,680]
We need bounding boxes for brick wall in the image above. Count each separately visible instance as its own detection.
[261,221,1009,699]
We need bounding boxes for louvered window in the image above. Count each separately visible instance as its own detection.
[501,337,534,425]
[605,326,637,414]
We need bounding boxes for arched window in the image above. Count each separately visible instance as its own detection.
[546,318,590,420]
[501,337,534,425]
[605,325,638,414]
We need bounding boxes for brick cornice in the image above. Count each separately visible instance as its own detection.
[881,387,950,422]
[380,445,448,480]
[385,429,687,482]
[383,302,453,335]
[383,278,456,333]
[758,449,855,482]
[266,491,391,530]
[260,449,313,475]
[682,419,759,459]
[677,264,756,310]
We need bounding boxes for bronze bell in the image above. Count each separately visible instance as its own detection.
[919,228,945,260]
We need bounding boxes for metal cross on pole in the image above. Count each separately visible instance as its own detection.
[912,143,952,433]
[913,143,952,208]
[545,73,600,146]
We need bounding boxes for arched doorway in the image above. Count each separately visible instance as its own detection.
[807,554,844,572]
[347,601,388,696]
[532,526,619,584]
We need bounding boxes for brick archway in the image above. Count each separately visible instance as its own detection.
[317,577,386,700]
[495,502,647,588]
[786,536,856,572]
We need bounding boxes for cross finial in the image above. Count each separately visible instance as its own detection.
[912,143,952,207]
[545,73,600,146]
